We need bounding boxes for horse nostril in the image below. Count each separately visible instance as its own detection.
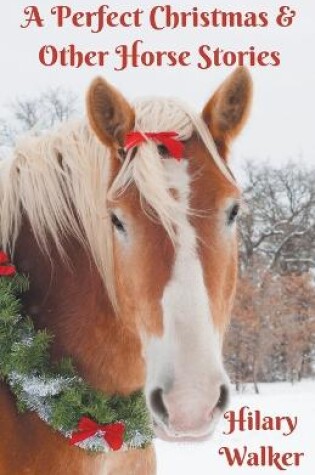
[216,384,230,411]
[150,388,169,423]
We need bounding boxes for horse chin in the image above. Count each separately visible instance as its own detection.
[152,416,218,444]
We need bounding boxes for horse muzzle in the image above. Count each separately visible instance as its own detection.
[148,381,230,441]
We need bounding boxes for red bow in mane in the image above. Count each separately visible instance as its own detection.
[0,251,16,277]
[70,417,125,451]
[125,131,184,161]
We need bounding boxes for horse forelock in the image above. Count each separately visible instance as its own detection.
[109,97,237,242]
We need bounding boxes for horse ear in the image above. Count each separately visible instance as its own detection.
[87,77,134,148]
[202,67,253,160]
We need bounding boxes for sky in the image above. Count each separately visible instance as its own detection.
[1,1,315,174]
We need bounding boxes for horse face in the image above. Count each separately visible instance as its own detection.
[87,68,252,441]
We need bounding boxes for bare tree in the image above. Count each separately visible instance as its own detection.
[239,162,315,274]
[225,271,315,389]
[0,87,78,147]
[225,162,315,390]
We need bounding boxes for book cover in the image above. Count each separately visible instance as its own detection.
[0,1,314,474]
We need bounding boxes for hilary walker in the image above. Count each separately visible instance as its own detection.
[219,407,304,471]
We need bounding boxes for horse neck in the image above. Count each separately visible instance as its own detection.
[12,218,145,396]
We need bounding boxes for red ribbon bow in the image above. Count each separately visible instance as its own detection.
[70,417,125,451]
[125,131,184,161]
[0,251,16,277]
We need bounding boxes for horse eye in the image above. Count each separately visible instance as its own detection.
[111,213,126,233]
[157,145,169,157]
[227,204,240,225]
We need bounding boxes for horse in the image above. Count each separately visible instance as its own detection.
[0,67,252,474]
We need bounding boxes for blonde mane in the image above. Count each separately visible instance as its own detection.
[0,98,235,309]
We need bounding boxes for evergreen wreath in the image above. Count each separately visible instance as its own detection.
[0,251,154,453]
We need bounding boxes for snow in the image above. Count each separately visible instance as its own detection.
[156,380,315,474]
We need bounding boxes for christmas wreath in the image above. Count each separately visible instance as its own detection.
[0,251,153,453]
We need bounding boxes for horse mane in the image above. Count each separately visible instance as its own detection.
[0,97,234,309]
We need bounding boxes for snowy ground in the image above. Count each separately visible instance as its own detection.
[156,380,315,475]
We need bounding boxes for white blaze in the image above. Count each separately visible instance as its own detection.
[145,159,228,434]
